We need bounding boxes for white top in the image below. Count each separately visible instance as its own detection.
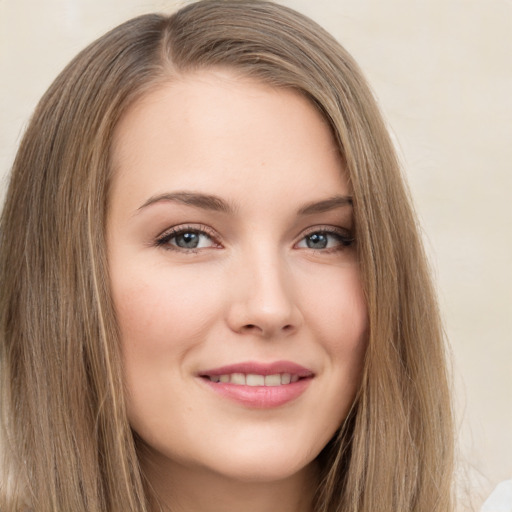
[481,481,512,512]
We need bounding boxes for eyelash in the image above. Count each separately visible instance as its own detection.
[155,225,354,253]
[155,224,220,252]
[298,226,354,253]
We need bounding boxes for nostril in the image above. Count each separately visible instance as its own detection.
[240,324,260,333]
[241,323,294,335]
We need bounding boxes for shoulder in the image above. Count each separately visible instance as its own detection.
[481,480,512,512]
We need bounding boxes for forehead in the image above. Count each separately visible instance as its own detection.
[110,69,348,213]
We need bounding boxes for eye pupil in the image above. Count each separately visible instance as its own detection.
[176,232,200,248]
[306,233,328,249]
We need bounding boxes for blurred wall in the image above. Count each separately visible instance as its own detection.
[1,0,511,509]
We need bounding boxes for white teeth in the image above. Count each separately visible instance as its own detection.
[246,374,265,386]
[264,374,281,386]
[231,373,246,385]
[208,372,302,386]
[281,373,291,385]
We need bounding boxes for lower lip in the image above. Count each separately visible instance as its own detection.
[201,378,312,408]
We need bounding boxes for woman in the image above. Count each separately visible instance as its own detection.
[0,1,453,511]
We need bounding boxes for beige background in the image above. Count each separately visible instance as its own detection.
[1,0,511,509]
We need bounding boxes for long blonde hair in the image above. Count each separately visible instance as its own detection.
[0,1,453,510]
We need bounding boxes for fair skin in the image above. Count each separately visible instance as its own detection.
[107,70,368,512]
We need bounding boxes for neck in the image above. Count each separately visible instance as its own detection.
[141,450,319,512]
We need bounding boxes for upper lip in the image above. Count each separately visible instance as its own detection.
[198,361,314,378]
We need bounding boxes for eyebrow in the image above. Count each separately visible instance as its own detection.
[138,192,235,214]
[137,191,353,215]
[297,195,353,215]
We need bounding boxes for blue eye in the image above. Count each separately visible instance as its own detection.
[296,230,353,250]
[156,227,217,250]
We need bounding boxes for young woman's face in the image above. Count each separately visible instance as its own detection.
[108,70,367,483]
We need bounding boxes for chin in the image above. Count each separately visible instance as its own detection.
[194,438,322,484]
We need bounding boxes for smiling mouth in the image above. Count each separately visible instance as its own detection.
[201,373,303,386]
[198,361,314,389]
[198,362,314,408]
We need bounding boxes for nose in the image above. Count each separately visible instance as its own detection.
[226,249,303,339]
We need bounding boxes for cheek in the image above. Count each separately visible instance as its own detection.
[301,264,368,351]
[301,265,368,410]
[110,265,224,436]
[112,264,223,356]
[109,267,226,443]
